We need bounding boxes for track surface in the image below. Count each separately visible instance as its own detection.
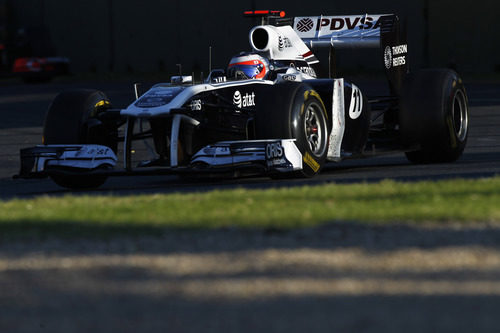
[0,79,499,199]
[1,79,500,333]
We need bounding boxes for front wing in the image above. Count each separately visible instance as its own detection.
[16,139,303,179]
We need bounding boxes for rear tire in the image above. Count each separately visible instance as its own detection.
[255,83,328,177]
[400,69,469,163]
[43,89,115,189]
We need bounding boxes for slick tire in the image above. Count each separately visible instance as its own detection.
[399,69,469,164]
[43,89,115,189]
[255,82,329,177]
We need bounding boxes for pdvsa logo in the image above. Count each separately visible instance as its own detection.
[233,90,256,108]
[296,18,314,32]
[318,16,382,31]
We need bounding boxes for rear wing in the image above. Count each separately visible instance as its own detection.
[292,14,395,49]
[293,14,408,96]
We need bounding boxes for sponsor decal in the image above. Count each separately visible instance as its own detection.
[96,147,110,155]
[349,84,363,120]
[303,152,320,172]
[295,15,386,40]
[385,44,407,69]
[266,142,284,159]
[233,90,256,108]
[391,44,407,67]
[85,147,110,156]
[278,35,292,51]
[233,91,241,107]
[392,55,406,67]
[384,46,392,69]
[190,99,202,111]
[282,74,297,81]
[135,87,184,108]
[392,44,408,55]
[315,16,382,31]
[266,142,287,167]
[296,18,314,32]
[296,66,317,77]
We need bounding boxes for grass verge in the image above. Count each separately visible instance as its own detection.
[1,177,499,238]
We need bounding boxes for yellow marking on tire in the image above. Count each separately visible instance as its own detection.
[303,152,320,172]
[304,90,328,119]
[95,100,110,108]
[309,90,322,101]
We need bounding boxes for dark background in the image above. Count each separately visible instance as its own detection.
[1,0,498,78]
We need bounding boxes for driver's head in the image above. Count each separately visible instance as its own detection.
[227,53,268,80]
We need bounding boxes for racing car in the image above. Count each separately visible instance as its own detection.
[16,10,469,189]
[1,27,70,82]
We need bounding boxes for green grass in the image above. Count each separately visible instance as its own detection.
[1,177,500,238]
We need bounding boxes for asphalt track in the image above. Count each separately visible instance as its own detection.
[0,78,499,199]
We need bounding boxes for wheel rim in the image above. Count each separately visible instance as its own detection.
[452,89,468,142]
[304,103,326,157]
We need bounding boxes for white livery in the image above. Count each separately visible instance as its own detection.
[17,10,469,189]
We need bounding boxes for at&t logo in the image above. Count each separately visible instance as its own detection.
[233,90,256,108]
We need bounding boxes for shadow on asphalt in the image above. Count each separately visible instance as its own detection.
[2,220,500,254]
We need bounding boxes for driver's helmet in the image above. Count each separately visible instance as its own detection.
[227,53,268,80]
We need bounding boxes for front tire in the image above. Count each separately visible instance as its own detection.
[399,69,469,163]
[43,89,115,189]
[255,83,329,177]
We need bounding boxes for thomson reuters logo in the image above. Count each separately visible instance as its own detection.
[384,46,392,69]
[296,18,314,32]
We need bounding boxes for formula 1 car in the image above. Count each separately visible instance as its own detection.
[1,43,69,82]
[0,27,70,82]
[10,56,70,82]
[17,10,469,189]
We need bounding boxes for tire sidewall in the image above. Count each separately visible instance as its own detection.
[43,90,111,145]
[289,87,329,177]
[442,74,468,154]
[400,69,469,163]
[43,89,112,189]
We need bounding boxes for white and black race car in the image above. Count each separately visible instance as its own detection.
[17,10,469,189]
